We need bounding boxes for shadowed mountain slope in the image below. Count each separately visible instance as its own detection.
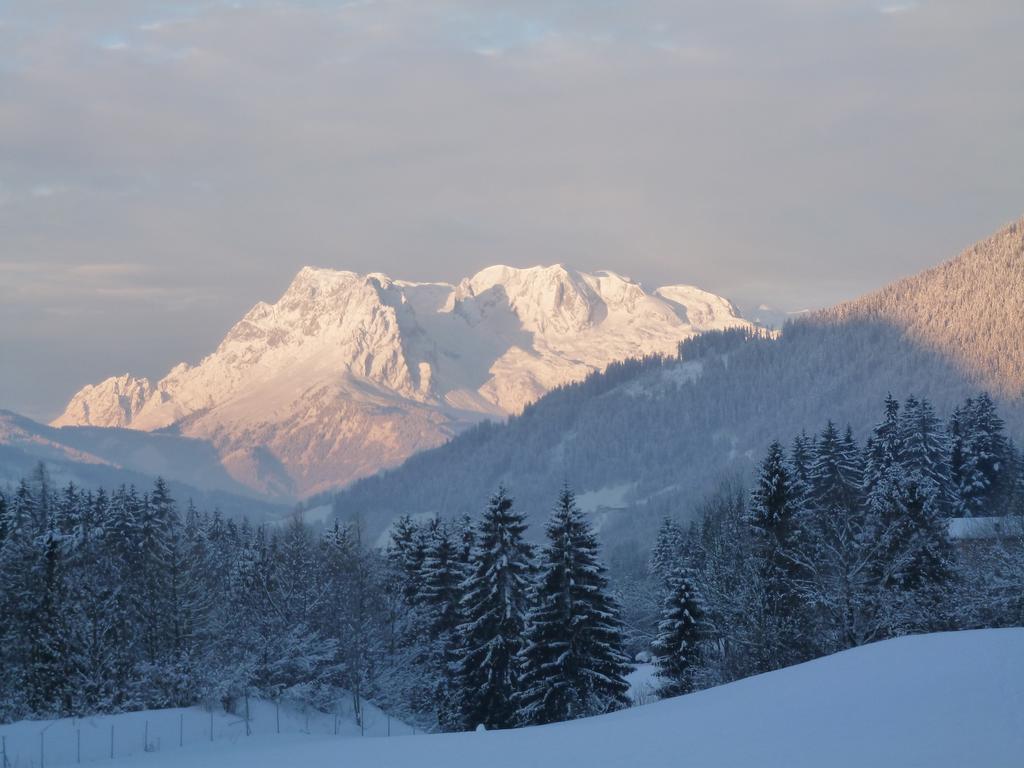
[329,217,1024,547]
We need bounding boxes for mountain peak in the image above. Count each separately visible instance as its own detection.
[52,373,153,428]
[52,263,753,497]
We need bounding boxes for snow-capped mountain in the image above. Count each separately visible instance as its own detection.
[330,217,1024,547]
[53,265,753,498]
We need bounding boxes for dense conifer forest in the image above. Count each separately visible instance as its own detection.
[2,392,1021,730]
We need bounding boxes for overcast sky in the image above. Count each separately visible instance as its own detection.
[1,0,1022,421]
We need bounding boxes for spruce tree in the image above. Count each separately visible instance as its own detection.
[137,479,179,678]
[797,423,876,652]
[865,394,902,504]
[810,422,861,513]
[787,431,814,517]
[418,520,466,729]
[649,516,685,589]
[652,568,704,698]
[954,393,1011,516]
[0,480,41,717]
[25,530,72,716]
[899,396,950,513]
[748,440,803,668]
[516,485,631,725]
[388,515,427,605]
[453,487,534,731]
[749,441,791,539]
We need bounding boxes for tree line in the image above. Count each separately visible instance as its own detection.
[0,473,632,732]
[1,391,1021,729]
[646,392,1024,695]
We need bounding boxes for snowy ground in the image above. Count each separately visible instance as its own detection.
[0,695,410,767]
[625,662,659,706]
[3,629,1021,768]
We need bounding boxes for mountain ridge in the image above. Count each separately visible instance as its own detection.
[327,216,1024,547]
[0,409,290,522]
[51,264,753,498]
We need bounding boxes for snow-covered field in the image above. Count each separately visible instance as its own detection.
[0,695,410,767]
[4,628,1020,768]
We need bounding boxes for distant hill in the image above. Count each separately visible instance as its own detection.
[330,217,1024,548]
[0,410,289,522]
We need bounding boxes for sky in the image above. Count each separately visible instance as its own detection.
[1,0,1022,422]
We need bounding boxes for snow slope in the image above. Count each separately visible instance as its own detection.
[51,265,752,498]
[13,629,1017,768]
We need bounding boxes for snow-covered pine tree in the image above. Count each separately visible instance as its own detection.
[864,394,902,503]
[949,399,973,516]
[417,519,466,729]
[454,514,476,570]
[387,515,427,605]
[321,518,382,727]
[0,480,43,719]
[0,487,7,548]
[787,431,814,518]
[899,396,951,513]
[516,485,631,726]
[809,422,861,513]
[749,441,791,539]
[652,567,705,698]
[747,440,804,668]
[258,515,336,704]
[897,480,954,593]
[839,426,865,497]
[155,500,212,708]
[24,527,72,716]
[453,487,534,731]
[135,479,181,700]
[649,516,685,590]
[793,423,878,653]
[953,393,1011,516]
[63,486,122,714]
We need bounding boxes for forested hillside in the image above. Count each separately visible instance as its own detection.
[3,390,1021,731]
[330,218,1024,550]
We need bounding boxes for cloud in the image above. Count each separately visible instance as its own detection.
[879,2,920,14]
[30,183,66,198]
[0,0,1022,418]
[0,260,205,306]
[95,33,129,50]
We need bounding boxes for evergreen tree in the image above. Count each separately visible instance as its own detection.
[64,486,121,714]
[0,480,41,718]
[749,441,791,538]
[649,516,685,589]
[810,422,862,513]
[387,515,427,605]
[0,487,7,548]
[453,487,534,731]
[25,530,72,716]
[953,393,1011,516]
[652,568,705,698]
[839,426,865,497]
[787,431,814,517]
[748,441,803,668]
[795,423,877,652]
[322,519,382,729]
[865,394,902,504]
[899,396,950,513]
[418,520,466,729]
[516,485,631,725]
[136,479,180,683]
